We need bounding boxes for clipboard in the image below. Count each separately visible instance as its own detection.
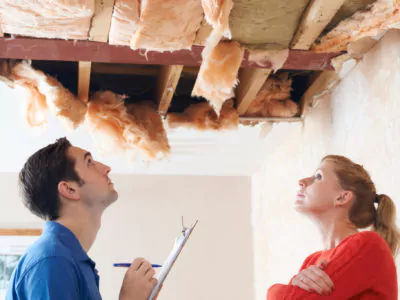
[149,217,198,300]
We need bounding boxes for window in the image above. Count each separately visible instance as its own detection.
[0,229,41,299]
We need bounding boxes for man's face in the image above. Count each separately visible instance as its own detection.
[66,146,118,210]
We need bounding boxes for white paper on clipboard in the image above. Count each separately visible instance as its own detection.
[149,219,198,300]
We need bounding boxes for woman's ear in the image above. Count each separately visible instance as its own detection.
[335,190,354,207]
[58,181,80,201]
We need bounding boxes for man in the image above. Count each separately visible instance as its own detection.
[6,137,159,300]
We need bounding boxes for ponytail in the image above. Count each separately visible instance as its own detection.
[373,194,400,256]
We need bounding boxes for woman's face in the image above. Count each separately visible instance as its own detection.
[296,160,344,215]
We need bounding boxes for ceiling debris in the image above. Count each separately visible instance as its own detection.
[326,0,378,32]
[313,0,400,52]
[300,55,358,116]
[247,49,289,72]
[10,62,87,129]
[201,0,233,50]
[125,101,171,160]
[0,0,395,163]
[0,0,95,40]
[191,0,236,114]
[245,75,299,118]
[167,99,239,131]
[192,41,244,115]
[86,91,170,161]
[296,0,400,118]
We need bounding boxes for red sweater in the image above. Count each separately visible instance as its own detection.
[267,231,397,299]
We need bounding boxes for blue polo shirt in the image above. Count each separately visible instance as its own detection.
[6,221,102,300]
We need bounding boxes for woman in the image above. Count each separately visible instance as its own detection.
[267,155,399,299]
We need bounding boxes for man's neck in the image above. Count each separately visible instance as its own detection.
[56,209,102,253]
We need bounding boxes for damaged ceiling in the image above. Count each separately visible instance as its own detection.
[0,0,398,174]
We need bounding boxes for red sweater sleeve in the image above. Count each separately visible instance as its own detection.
[267,232,396,300]
[288,251,321,285]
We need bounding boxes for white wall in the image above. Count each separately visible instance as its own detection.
[251,30,400,300]
[0,173,254,300]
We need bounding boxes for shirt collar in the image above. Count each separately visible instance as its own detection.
[43,221,94,264]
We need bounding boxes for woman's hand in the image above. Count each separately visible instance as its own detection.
[291,261,334,296]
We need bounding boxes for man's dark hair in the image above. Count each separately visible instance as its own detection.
[19,137,83,221]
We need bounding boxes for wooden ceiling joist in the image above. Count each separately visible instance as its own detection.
[291,0,346,50]
[89,0,115,43]
[78,61,92,102]
[0,38,340,70]
[299,70,338,117]
[236,68,272,116]
[157,65,184,116]
[91,63,158,76]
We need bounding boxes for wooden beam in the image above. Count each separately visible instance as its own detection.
[91,63,199,77]
[0,228,42,236]
[0,37,341,70]
[291,0,346,50]
[301,52,360,117]
[92,63,158,76]
[157,65,184,115]
[300,70,339,117]
[236,68,272,116]
[89,0,115,43]
[78,61,92,102]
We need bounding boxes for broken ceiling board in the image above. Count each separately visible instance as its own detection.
[89,0,115,43]
[291,0,346,50]
[0,38,340,70]
[325,0,377,32]
[78,61,92,102]
[157,65,184,115]
[299,70,338,117]
[229,0,309,49]
[313,0,399,52]
[236,68,272,116]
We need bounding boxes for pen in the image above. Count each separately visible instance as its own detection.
[113,263,163,268]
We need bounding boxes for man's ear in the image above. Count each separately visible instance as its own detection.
[58,181,80,201]
[334,190,354,207]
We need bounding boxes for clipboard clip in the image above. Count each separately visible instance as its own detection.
[181,216,187,235]
[181,216,198,236]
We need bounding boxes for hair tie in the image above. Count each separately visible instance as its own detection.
[375,194,380,204]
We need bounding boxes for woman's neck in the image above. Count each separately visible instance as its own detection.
[312,213,359,250]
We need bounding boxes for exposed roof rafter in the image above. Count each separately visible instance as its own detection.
[291,0,346,50]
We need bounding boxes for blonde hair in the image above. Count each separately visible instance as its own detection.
[322,155,400,256]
